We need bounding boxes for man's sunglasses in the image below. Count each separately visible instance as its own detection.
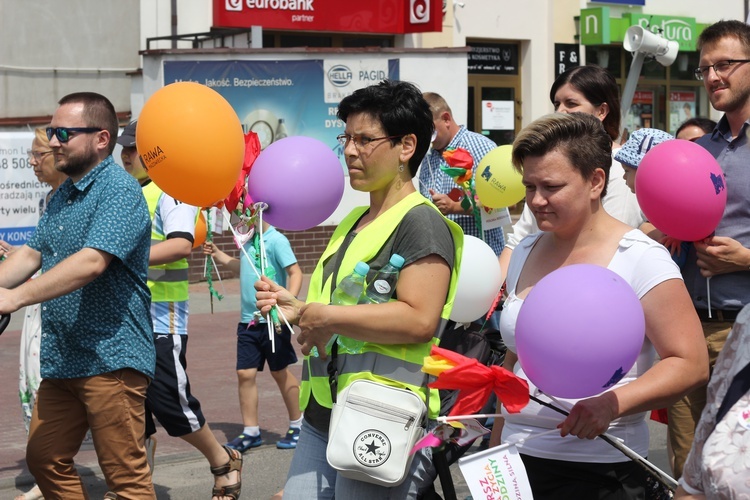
[46,127,103,143]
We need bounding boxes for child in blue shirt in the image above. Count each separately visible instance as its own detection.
[205,220,303,451]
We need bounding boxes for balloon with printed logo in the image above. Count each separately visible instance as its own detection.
[450,235,503,323]
[474,145,525,209]
[246,136,345,231]
[515,264,645,399]
[636,139,726,241]
[136,82,244,207]
[192,211,207,249]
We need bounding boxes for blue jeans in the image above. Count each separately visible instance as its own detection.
[284,420,436,499]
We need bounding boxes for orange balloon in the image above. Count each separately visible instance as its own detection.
[137,82,244,207]
[193,211,207,249]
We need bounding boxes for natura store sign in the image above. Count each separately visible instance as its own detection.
[214,0,442,34]
[580,7,700,51]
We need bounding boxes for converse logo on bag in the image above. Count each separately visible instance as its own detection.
[354,430,391,467]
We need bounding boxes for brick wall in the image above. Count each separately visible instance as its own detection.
[187,226,336,283]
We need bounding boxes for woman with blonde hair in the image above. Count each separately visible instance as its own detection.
[13,127,66,500]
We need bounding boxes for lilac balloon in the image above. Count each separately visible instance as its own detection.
[247,136,345,231]
[515,264,645,399]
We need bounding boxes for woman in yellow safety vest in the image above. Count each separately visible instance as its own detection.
[256,80,463,499]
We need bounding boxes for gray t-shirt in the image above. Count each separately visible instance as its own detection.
[306,204,456,431]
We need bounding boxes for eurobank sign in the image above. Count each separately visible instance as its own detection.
[579,6,706,51]
[213,0,442,34]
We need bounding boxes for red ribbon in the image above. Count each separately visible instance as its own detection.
[428,345,530,416]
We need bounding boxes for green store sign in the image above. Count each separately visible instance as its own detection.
[580,7,700,51]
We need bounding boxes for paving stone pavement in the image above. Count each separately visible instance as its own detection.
[0,276,668,499]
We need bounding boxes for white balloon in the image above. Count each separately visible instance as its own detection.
[450,235,503,323]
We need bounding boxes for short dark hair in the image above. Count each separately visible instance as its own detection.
[512,112,612,198]
[676,117,717,138]
[58,92,119,155]
[550,65,621,142]
[697,20,750,54]
[337,80,433,177]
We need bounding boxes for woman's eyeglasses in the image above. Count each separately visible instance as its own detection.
[46,127,103,143]
[337,134,404,150]
[27,150,53,161]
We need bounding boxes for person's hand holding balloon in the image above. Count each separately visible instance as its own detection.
[694,236,750,277]
[659,235,684,257]
[255,275,304,326]
[429,189,463,215]
[558,391,619,440]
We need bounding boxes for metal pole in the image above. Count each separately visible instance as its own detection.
[620,51,646,135]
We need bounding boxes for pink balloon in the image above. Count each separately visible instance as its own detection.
[247,136,345,231]
[515,264,645,399]
[635,139,726,241]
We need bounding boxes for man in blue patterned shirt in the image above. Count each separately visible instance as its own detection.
[0,93,156,498]
[418,92,504,256]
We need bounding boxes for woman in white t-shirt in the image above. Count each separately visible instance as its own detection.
[494,113,708,499]
[499,65,643,278]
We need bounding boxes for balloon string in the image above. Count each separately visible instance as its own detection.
[529,393,678,491]
[255,206,279,353]
[437,413,505,422]
[220,207,293,337]
[466,179,485,243]
[203,209,224,305]
[706,276,712,319]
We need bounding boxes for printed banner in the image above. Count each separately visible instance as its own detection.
[458,443,534,500]
[0,132,45,246]
[164,59,399,157]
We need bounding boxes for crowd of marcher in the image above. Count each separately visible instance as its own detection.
[0,17,748,500]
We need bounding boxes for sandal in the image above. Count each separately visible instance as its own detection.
[14,484,44,500]
[210,445,243,500]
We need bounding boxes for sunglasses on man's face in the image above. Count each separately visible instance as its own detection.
[46,127,103,143]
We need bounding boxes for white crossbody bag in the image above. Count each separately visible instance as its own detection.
[326,344,428,487]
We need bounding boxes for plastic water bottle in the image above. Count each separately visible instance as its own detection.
[357,253,405,305]
[310,261,369,357]
[331,261,370,306]
[338,254,406,354]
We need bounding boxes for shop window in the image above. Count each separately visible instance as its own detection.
[585,46,622,78]
[670,52,701,81]
[625,51,666,79]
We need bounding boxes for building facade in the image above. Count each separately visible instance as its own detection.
[1,0,746,275]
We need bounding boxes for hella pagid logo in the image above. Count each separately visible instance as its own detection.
[327,65,353,87]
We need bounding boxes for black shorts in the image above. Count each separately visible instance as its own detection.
[236,322,298,372]
[520,453,647,500]
[145,334,206,437]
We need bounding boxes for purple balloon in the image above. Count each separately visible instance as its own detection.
[515,264,645,399]
[247,136,345,231]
